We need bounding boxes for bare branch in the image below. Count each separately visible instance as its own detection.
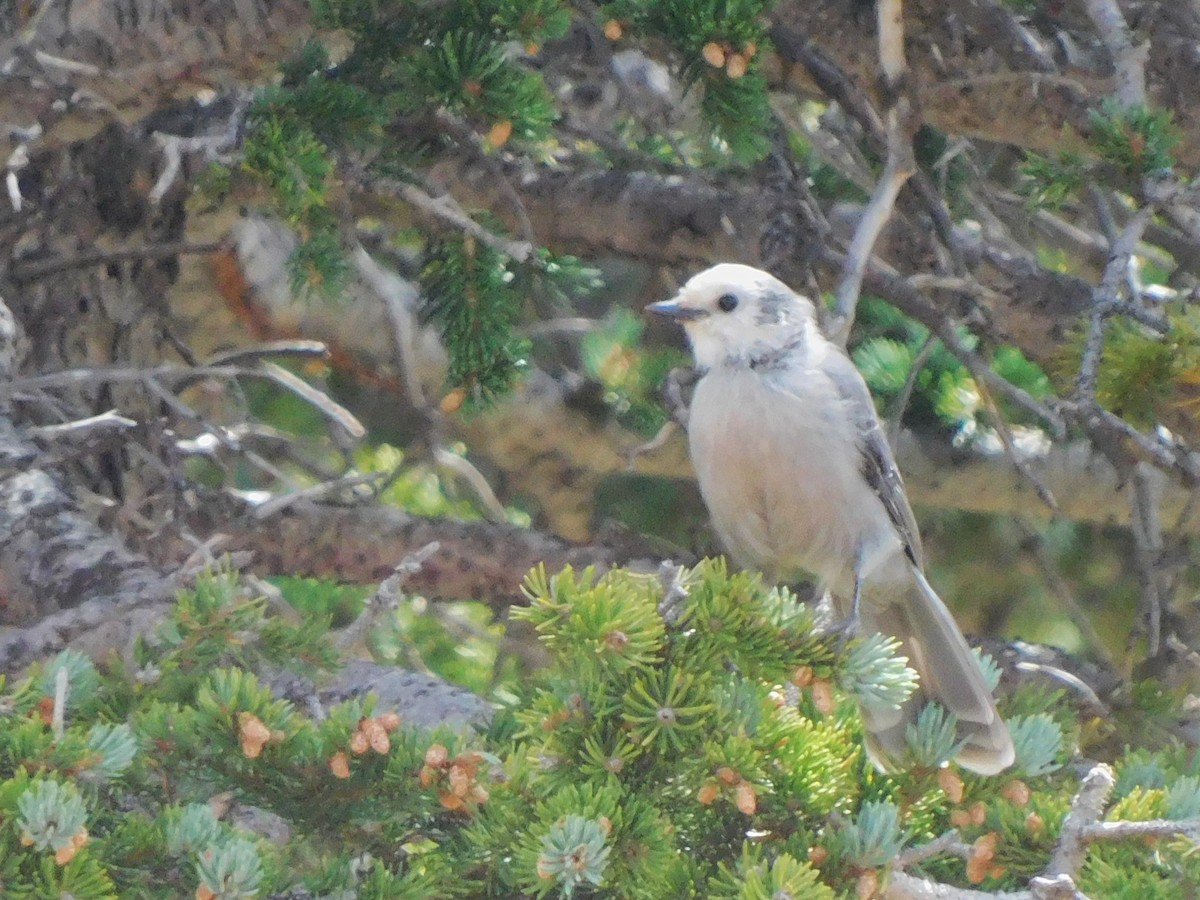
[260,362,367,440]
[204,341,330,367]
[27,411,138,444]
[433,446,509,523]
[352,245,430,410]
[828,0,917,346]
[1130,465,1166,656]
[831,153,914,345]
[336,541,442,652]
[0,361,367,442]
[895,831,972,869]
[1081,0,1148,106]
[1074,204,1156,402]
[8,242,225,282]
[1045,763,1116,882]
[382,177,534,263]
[855,255,1066,432]
[249,472,387,520]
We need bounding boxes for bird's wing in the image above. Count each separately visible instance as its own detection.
[821,349,925,570]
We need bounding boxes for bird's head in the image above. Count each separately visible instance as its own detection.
[646,263,817,369]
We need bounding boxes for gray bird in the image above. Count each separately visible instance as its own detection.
[647,263,1014,775]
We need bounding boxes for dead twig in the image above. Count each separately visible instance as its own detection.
[9,242,224,282]
[336,542,443,652]
[829,0,916,347]
[0,361,366,441]
[1080,0,1147,106]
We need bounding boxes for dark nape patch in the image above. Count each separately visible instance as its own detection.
[755,289,792,326]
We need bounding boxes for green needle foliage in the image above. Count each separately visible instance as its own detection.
[239,0,789,408]
[3,562,1200,896]
[607,0,774,162]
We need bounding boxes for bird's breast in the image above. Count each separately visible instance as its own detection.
[688,367,895,588]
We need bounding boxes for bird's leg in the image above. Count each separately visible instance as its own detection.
[656,562,693,627]
[849,564,864,633]
[830,574,863,652]
[825,554,865,650]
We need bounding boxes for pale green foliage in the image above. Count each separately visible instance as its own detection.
[2,564,1196,895]
[17,779,88,852]
[838,799,907,868]
[535,814,612,897]
[710,843,835,900]
[166,804,222,857]
[1010,713,1065,777]
[838,632,919,710]
[972,647,1003,693]
[82,723,137,780]
[41,648,100,710]
[1166,775,1200,821]
[195,837,264,900]
[905,703,965,769]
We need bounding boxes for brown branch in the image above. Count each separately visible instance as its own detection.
[851,254,1065,432]
[887,762,1200,899]
[168,491,664,612]
[1043,763,1115,884]
[1,362,366,441]
[1074,204,1155,402]
[8,241,224,282]
[1130,465,1166,656]
[374,177,535,263]
[0,418,177,670]
[1081,0,1148,106]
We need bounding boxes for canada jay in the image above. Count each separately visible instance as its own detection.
[647,263,1013,775]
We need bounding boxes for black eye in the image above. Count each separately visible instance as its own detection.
[717,293,739,312]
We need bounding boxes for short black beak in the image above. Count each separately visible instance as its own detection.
[645,300,708,321]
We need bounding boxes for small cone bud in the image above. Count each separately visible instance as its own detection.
[702,42,726,68]
[734,780,757,815]
[969,801,987,826]
[856,869,879,899]
[485,120,513,149]
[603,19,623,41]
[363,718,390,754]
[1002,779,1031,807]
[938,767,964,803]
[55,842,78,865]
[448,764,471,798]
[330,751,351,778]
[440,387,467,414]
[966,855,989,884]
[811,679,835,714]
[973,832,998,862]
[725,53,747,79]
[698,782,719,805]
[1025,811,1044,835]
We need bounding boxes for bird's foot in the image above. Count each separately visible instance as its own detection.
[825,614,861,653]
[656,562,693,626]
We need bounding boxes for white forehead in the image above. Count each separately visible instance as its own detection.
[679,263,784,301]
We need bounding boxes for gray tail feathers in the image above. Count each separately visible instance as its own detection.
[858,567,1014,776]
